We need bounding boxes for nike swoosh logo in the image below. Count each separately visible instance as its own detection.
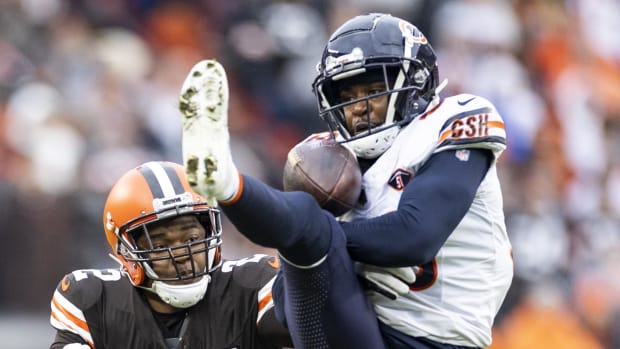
[457,97,476,106]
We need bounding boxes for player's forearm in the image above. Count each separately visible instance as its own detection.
[221,175,316,249]
[343,149,491,266]
[343,209,449,266]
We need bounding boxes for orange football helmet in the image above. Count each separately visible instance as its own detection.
[102,161,222,286]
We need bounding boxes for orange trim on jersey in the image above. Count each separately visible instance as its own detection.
[410,259,438,291]
[267,255,280,269]
[219,171,244,206]
[438,120,505,144]
[257,291,273,313]
[52,296,91,335]
[61,275,71,292]
[438,128,451,143]
[488,120,505,130]
[417,100,443,120]
[51,296,95,348]
[50,311,95,349]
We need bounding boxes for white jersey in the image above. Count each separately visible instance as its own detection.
[341,94,513,347]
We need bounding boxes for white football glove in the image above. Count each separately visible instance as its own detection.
[357,264,418,300]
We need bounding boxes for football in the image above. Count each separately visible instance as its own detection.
[283,138,362,216]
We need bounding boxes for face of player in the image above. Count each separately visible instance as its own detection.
[136,215,208,285]
[339,81,389,136]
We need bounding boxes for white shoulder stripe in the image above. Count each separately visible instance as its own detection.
[256,275,276,324]
[52,289,86,322]
[50,290,94,345]
[50,315,92,344]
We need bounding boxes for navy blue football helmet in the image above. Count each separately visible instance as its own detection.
[313,13,440,158]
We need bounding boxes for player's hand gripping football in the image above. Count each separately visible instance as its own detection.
[357,264,418,300]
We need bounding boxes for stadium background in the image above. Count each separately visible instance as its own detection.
[0,0,619,348]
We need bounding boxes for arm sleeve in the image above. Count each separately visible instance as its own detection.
[342,148,493,267]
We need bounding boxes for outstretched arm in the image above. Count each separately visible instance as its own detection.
[342,148,493,267]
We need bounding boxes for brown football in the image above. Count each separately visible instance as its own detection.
[283,138,362,216]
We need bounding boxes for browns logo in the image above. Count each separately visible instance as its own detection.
[61,275,71,292]
[268,256,280,269]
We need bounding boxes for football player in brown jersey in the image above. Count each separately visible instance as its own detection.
[49,161,292,349]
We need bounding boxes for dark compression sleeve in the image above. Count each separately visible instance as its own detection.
[342,148,493,267]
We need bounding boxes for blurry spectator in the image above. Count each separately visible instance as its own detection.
[490,283,604,349]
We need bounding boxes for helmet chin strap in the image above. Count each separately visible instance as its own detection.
[433,79,448,101]
[344,78,448,160]
[348,126,400,159]
[141,275,211,309]
[140,263,210,308]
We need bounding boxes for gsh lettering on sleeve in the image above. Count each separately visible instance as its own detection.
[451,113,489,138]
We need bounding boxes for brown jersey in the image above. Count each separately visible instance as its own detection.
[49,254,290,349]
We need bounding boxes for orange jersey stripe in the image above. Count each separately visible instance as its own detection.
[438,128,452,143]
[220,171,244,206]
[488,120,505,130]
[439,120,505,143]
[258,291,273,313]
[50,310,95,349]
[258,292,272,311]
[52,295,91,336]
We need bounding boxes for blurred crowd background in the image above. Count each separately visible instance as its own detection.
[1,0,619,348]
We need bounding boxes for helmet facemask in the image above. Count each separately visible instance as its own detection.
[314,57,437,159]
[103,161,224,308]
[114,207,222,308]
[312,13,440,159]
[117,208,222,283]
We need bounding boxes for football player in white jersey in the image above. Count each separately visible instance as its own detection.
[309,13,514,348]
[179,13,513,349]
